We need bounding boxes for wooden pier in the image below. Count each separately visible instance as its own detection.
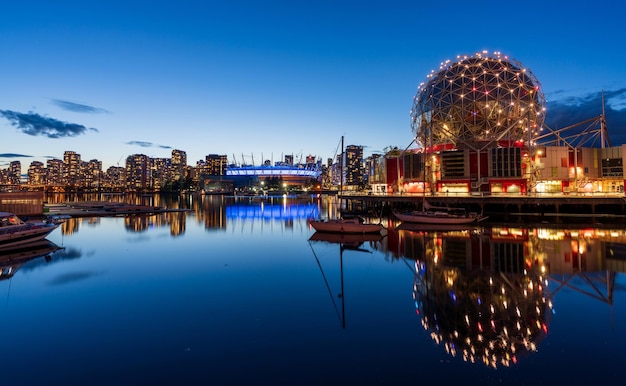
[339,193,626,221]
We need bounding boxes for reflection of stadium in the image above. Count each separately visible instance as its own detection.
[225,202,319,220]
[389,225,626,368]
[192,195,321,230]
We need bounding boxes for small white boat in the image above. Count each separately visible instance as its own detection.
[308,217,384,234]
[0,212,61,251]
[394,209,487,225]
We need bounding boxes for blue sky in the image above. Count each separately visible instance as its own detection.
[2,0,626,170]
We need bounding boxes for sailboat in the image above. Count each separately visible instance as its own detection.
[308,135,385,234]
[393,150,487,225]
[394,203,487,225]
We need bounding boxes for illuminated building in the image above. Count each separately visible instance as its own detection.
[150,157,171,190]
[8,161,21,184]
[171,149,187,182]
[205,154,228,175]
[344,145,364,189]
[27,161,45,185]
[46,159,64,186]
[387,51,621,196]
[63,151,81,187]
[126,154,151,191]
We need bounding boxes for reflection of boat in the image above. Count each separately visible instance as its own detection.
[0,240,62,264]
[0,240,63,280]
[309,232,380,329]
[308,217,384,234]
[309,231,383,245]
[0,212,60,251]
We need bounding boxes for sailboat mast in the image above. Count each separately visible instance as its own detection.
[340,135,344,194]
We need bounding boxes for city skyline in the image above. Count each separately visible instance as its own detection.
[2,1,626,171]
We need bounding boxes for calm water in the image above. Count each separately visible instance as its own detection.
[2,194,626,385]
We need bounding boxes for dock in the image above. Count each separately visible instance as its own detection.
[44,201,190,218]
[339,192,626,221]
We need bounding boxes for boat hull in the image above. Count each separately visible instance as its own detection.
[394,211,479,225]
[0,224,60,251]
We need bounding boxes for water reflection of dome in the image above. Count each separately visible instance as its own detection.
[413,253,553,369]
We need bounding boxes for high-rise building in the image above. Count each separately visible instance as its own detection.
[46,159,64,186]
[63,151,81,187]
[171,149,187,181]
[151,157,171,190]
[27,161,45,185]
[126,154,151,191]
[8,161,21,184]
[205,154,228,175]
[104,166,125,189]
[84,159,102,189]
[284,154,293,166]
[345,145,364,189]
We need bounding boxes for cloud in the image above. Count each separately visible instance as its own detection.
[0,153,32,158]
[0,110,99,138]
[126,140,172,149]
[544,88,626,146]
[51,99,110,114]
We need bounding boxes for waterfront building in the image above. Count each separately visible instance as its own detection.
[150,157,171,191]
[63,151,81,187]
[205,154,228,175]
[171,149,187,182]
[344,145,364,190]
[27,161,45,185]
[46,159,64,187]
[8,161,21,185]
[84,159,102,190]
[126,154,151,191]
[379,51,623,197]
[104,166,126,190]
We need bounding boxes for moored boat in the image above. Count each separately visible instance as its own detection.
[0,212,61,251]
[394,209,487,225]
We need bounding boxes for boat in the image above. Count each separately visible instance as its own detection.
[0,212,61,251]
[308,217,384,234]
[394,208,487,225]
[393,209,486,225]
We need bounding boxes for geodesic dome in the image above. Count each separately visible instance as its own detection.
[411,51,546,148]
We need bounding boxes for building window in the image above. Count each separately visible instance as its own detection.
[601,158,623,177]
[491,148,521,178]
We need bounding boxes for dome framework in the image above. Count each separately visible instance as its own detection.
[411,51,546,149]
